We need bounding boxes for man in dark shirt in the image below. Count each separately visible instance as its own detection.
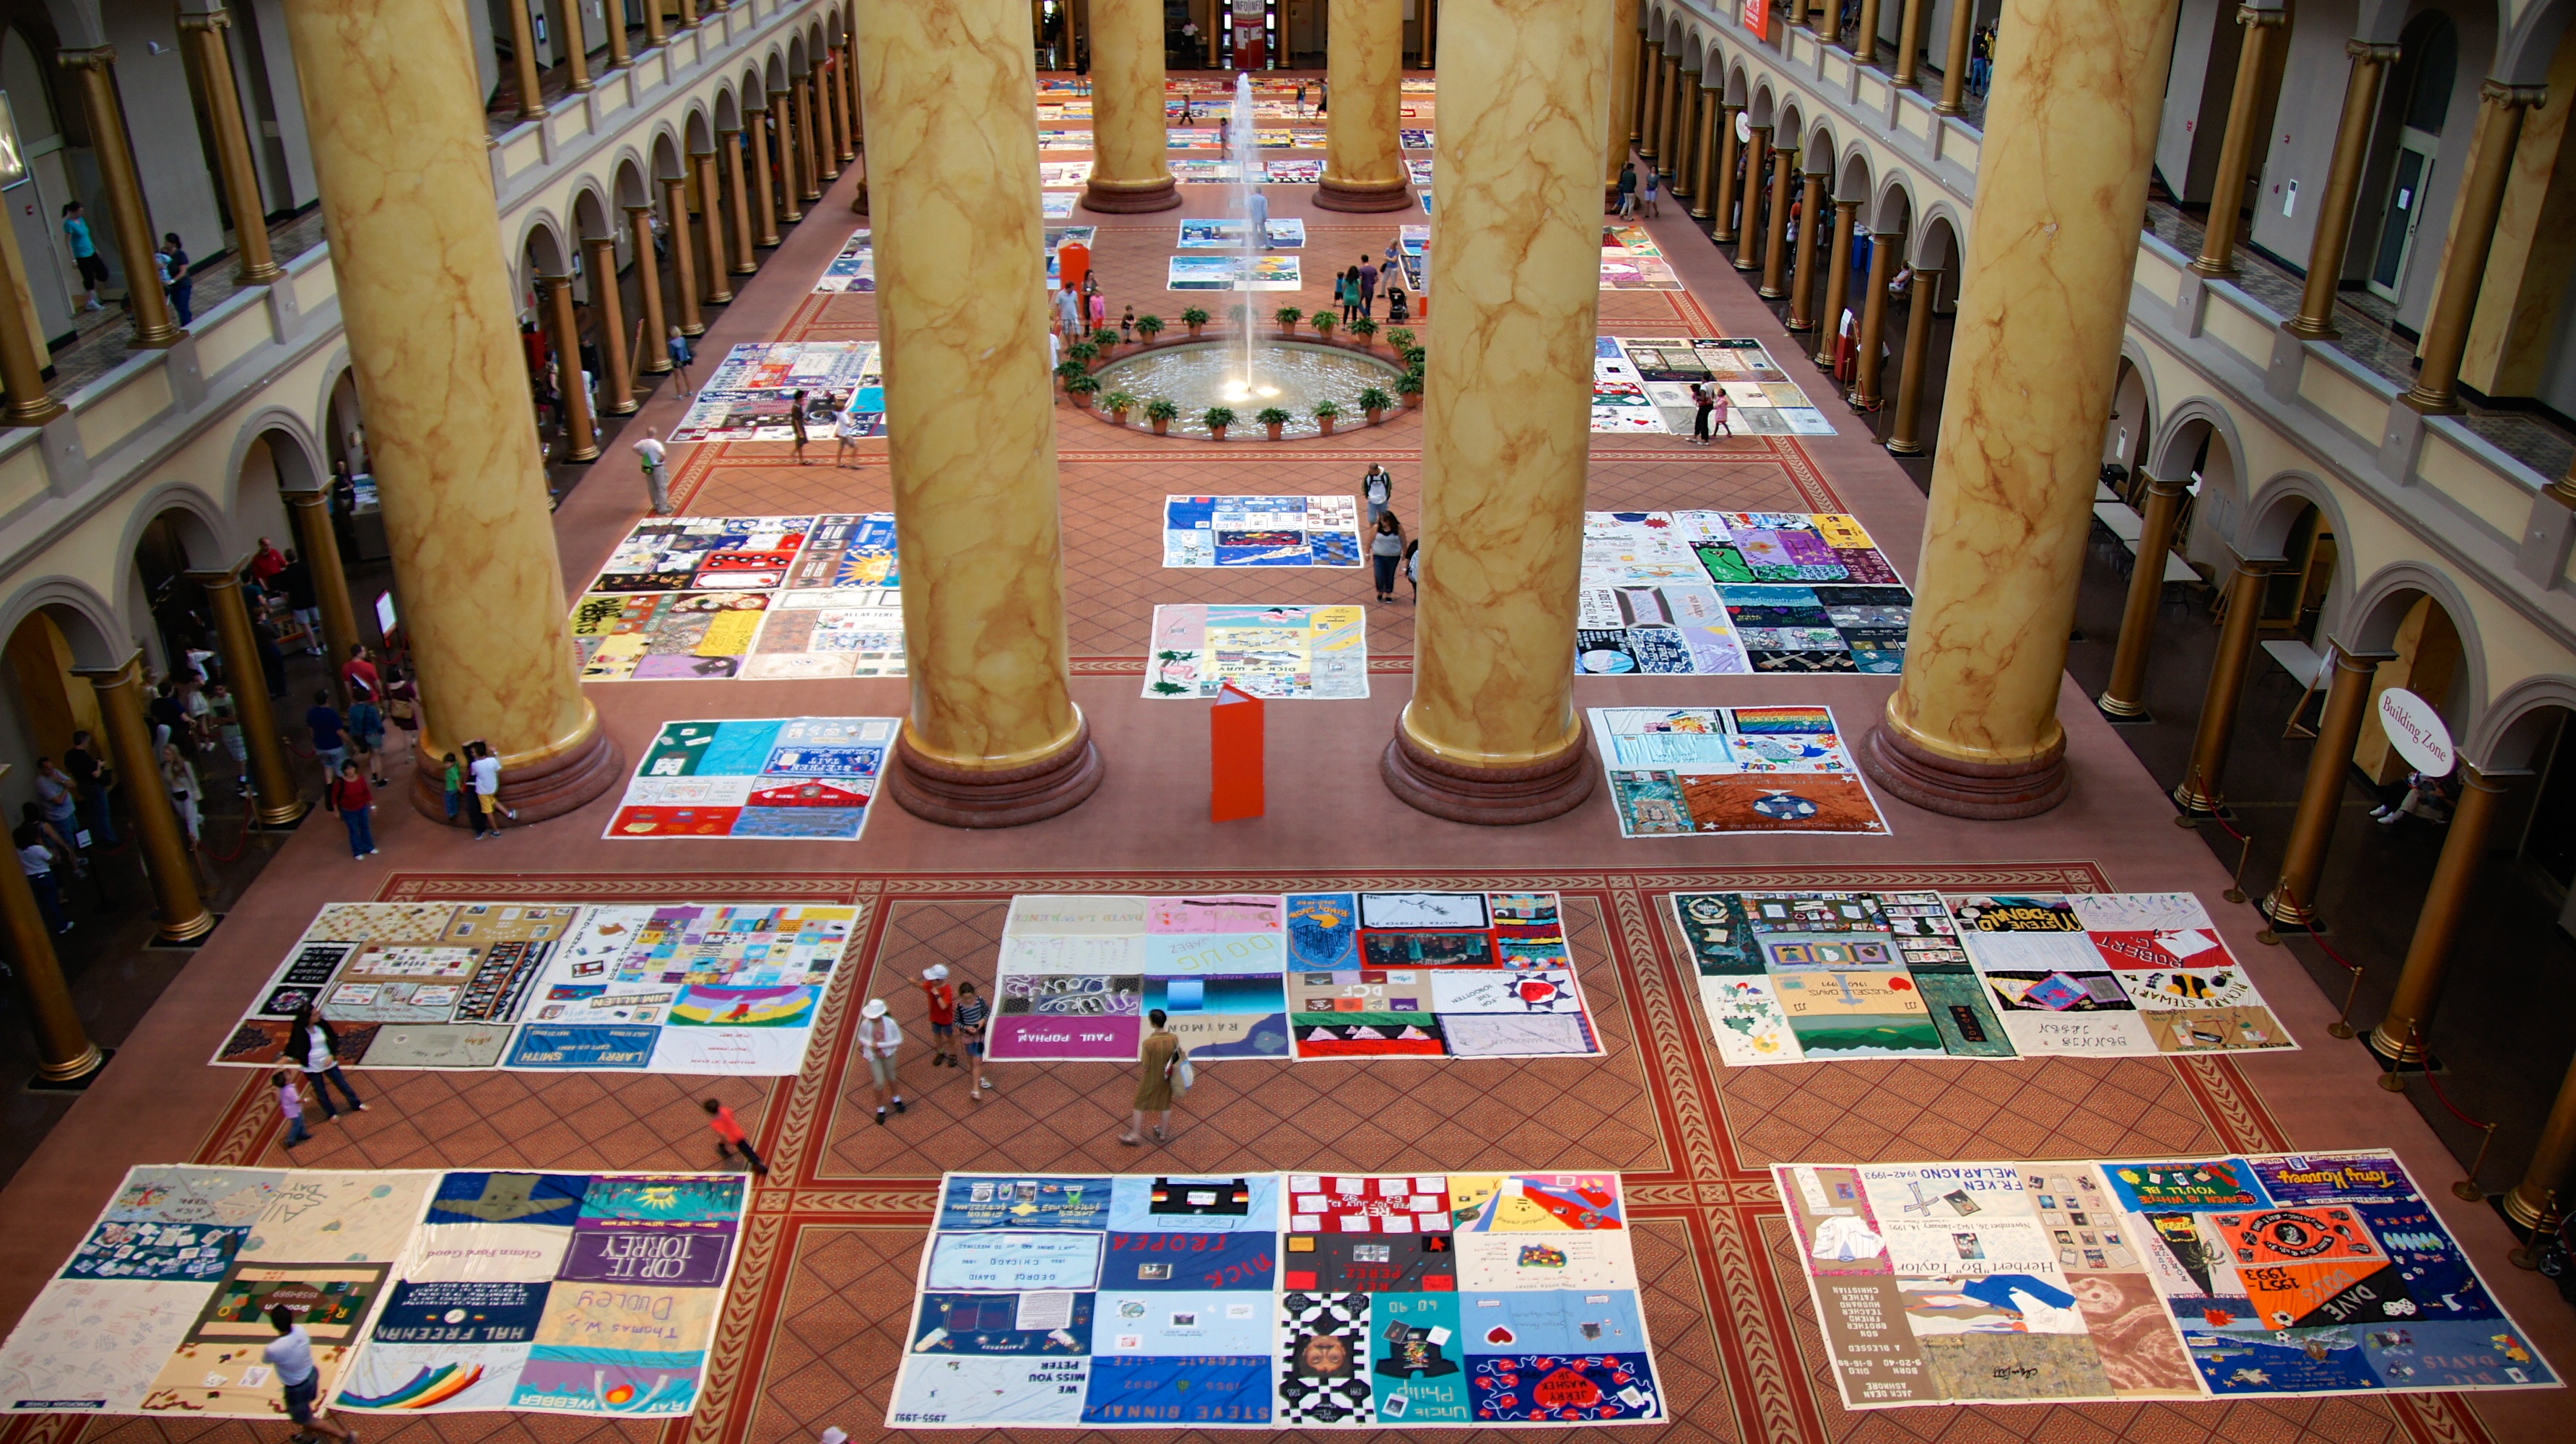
[1357,258,1378,318]
[62,733,116,848]
[278,552,323,656]
[307,692,349,775]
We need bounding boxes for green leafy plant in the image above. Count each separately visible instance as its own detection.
[1347,316,1379,344]
[1397,369,1424,398]
[1102,390,1139,417]
[1401,344,1427,369]
[1145,397,1181,422]
[1136,313,1167,341]
[1092,328,1118,349]
[1385,328,1415,352]
[1065,372,1101,395]
[1054,359,1086,385]
[1274,305,1305,332]
[1256,406,1294,426]
[1203,405,1237,432]
[1311,399,1344,419]
[1310,310,1336,336]
[1355,386,1393,415]
[1066,340,1099,364]
[1181,306,1211,328]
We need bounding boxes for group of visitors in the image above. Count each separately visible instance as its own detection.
[1332,251,1409,325]
[1360,463,1420,604]
[1614,161,1663,219]
[57,202,201,326]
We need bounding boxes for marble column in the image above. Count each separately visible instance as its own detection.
[643,0,664,48]
[1657,54,1683,173]
[1689,83,1718,219]
[561,0,591,91]
[1884,264,1941,451]
[1788,168,1827,330]
[2188,6,2285,277]
[280,0,623,824]
[284,489,362,683]
[1320,0,1410,211]
[1085,0,1181,211]
[71,658,213,945]
[699,149,742,293]
[1639,41,1663,160]
[1819,0,1841,43]
[0,766,103,1082]
[602,0,630,70]
[1849,232,1897,404]
[1385,0,1609,824]
[743,106,780,247]
[1630,30,1650,143]
[1606,0,1640,203]
[1711,103,1742,243]
[189,567,307,827]
[1669,71,1699,201]
[1733,126,1767,271]
[540,274,599,458]
[664,175,707,331]
[771,91,807,222]
[1759,144,1796,297]
[2364,765,2507,1067]
[2285,43,2398,338]
[856,0,1101,826]
[0,222,61,424]
[506,0,547,118]
[1860,0,2183,817]
[2092,473,2188,715]
[2402,81,2542,414]
[679,0,699,28]
[2258,645,2390,928]
[2172,554,2279,814]
[627,205,671,372]
[1855,0,1882,63]
[1894,0,1928,86]
[1937,0,1975,113]
[583,235,637,414]
[180,10,282,286]
[812,73,840,183]
[2505,1053,2576,1232]
[1813,198,1858,363]
[794,77,824,201]
[58,49,180,347]
[830,45,857,163]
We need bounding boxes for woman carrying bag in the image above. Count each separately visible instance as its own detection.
[1119,1009,1189,1146]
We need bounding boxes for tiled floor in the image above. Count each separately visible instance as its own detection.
[1,74,2570,1444]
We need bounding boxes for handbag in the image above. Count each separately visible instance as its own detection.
[1167,1048,1194,1095]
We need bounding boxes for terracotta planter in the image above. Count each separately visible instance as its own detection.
[1151,417,1171,435]
[1108,408,1131,426]
[1070,391,1093,410]
[1317,417,1336,437]
[1365,407,1385,426]
[1209,424,1229,440]
[1401,392,1421,410]
[1187,321,1206,338]
[1264,422,1284,441]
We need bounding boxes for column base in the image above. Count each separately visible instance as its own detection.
[2186,255,2237,278]
[1733,257,1759,273]
[1316,175,1414,213]
[27,1045,109,1089]
[599,398,639,417]
[2095,693,2152,723]
[2255,888,2323,934]
[2364,1021,2436,1069]
[2280,316,2338,341]
[149,911,220,947]
[1885,438,1925,456]
[2503,1183,2567,1233]
[1787,318,1816,333]
[1082,176,1183,214]
[2400,384,2458,415]
[1380,727,1596,825]
[889,718,1103,827]
[1860,723,2069,819]
[253,797,313,829]
[2172,778,2222,815]
[1713,227,1738,245]
[411,718,627,825]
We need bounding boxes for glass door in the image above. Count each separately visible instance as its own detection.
[2367,129,2437,303]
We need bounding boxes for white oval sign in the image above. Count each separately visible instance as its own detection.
[1735,111,1754,144]
[2376,687,2455,774]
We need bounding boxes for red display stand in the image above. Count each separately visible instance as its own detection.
[1211,683,1265,822]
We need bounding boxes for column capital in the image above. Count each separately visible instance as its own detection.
[2235,5,2286,26]
[623,201,653,215]
[53,45,116,71]
[1771,144,1800,160]
[2346,39,2401,61]
[2223,549,2289,573]
[68,652,144,686]
[1834,197,1861,212]
[2320,637,2401,666]
[767,87,792,100]
[182,561,255,587]
[176,11,232,34]
[2481,79,2549,108]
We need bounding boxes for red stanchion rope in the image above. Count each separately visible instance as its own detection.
[2414,1035,2497,1132]
[199,809,253,865]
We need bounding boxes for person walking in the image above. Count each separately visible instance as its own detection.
[1296,79,1308,116]
[468,741,505,837]
[264,1306,357,1444]
[921,965,958,1067]
[158,743,202,852]
[1331,267,1351,324]
[1118,1009,1186,1146]
[16,824,70,935]
[635,427,671,514]
[1357,256,1378,318]
[326,762,376,858]
[1617,161,1638,218]
[60,203,105,312]
[702,1098,770,1175]
[1641,167,1661,219]
[856,998,906,1124]
[306,691,349,777]
[833,404,866,467]
[1341,266,1362,324]
[1362,464,1393,529]
[158,233,194,326]
[789,389,812,464]
[279,551,323,654]
[347,689,386,788]
[954,981,993,1102]
[34,757,81,843]
[204,682,248,793]
[1709,388,1732,438]
[668,326,697,394]
[63,733,117,849]
[1690,383,1714,445]
[273,1070,311,1149]
[441,752,466,824]
[1404,536,1420,600]
[288,1004,367,1119]
[1370,511,1404,603]
[383,666,419,770]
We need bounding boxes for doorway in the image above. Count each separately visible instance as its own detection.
[2367,130,2435,303]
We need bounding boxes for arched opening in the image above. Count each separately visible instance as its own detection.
[2357,9,2482,318]
[2104,357,2151,482]
[2346,583,2472,791]
[0,606,110,793]
[129,504,230,682]
[2255,499,2336,644]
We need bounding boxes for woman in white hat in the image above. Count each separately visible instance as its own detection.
[857,997,906,1124]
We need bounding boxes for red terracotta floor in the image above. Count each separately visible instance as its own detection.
[0,80,2567,1444]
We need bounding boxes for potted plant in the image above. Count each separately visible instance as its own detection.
[1145,397,1180,435]
[1053,357,1086,391]
[1348,316,1378,349]
[1257,405,1294,441]
[1386,327,1415,354]
[1356,386,1392,426]
[1274,305,1305,336]
[1103,390,1139,425]
[1312,399,1343,436]
[1311,310,1336,340]
[1401,344,1427,370]
[1203,405,1236,440]
[1136,313,1167,344]
[1067,340,1099,366]
[1230,304,1253,328]
[1398,369,1424,409]
[1092,327,1118,350]
[1183,306,1210,338]
[1066,373,1102,409]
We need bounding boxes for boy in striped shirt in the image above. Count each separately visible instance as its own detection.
[953,983,993,1102]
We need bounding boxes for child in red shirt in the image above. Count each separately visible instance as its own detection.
[701,1098,767,1176]
[922,965,958,1066]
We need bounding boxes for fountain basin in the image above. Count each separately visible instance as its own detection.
[1091,339,1405,438]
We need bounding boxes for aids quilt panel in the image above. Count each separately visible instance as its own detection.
[670,342,879,443]
[572,513,905,681]
[1668,890,2298,1066]
[1164,495,1364,567]
[814,231,873,292]
[604,717,895,841]
[1591,707,1889,838]
[1599,226,1680,290]
[985,892,1601,1064]
[1146,604,1368,700]
[0,1167,752,1417]
[888,1170,1663,1428]
[1578,510,1911,675]
[1777,1152,2558,1409]
[212,901,860,1076]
